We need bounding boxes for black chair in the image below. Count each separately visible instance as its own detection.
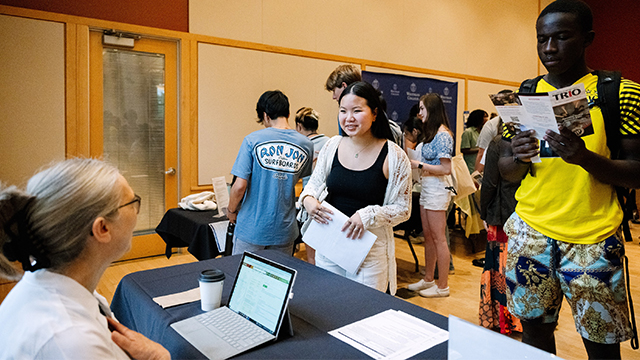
[393,192,422,272]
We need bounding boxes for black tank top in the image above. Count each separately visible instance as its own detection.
[326,142,389,217]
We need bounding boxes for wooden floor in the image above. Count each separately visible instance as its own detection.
[98,225,640,360]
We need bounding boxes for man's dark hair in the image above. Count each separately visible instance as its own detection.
[402,116,425,143]
[466,109,488,128]
[338,81,394,141]
[538,0,593,33]
[256,90,290,124]
[409,103,420,118]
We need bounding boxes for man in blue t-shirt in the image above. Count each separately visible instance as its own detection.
[228,90,314,255]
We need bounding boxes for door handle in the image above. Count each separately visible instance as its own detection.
[165,167,176,175]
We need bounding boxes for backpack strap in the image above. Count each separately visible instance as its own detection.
[592,71,634,242]
[596,70,639,349]
[595,70,622,158]
[518,75,545,94]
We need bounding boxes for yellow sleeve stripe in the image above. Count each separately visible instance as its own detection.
[501,121,515,140]
[620,79,640,136]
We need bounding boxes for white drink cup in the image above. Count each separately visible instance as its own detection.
[199,269,225,311]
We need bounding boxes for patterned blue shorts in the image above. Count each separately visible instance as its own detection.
[503,212,632,344]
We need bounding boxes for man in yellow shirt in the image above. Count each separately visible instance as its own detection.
[498,0,640,358]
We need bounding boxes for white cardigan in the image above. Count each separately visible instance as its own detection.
[298,136,412,294]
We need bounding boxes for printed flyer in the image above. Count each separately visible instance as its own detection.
[489,83,591,140]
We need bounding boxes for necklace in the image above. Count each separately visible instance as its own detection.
[353,139,376,158]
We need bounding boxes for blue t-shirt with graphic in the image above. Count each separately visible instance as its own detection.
[421,131,453,165]
[231,128,313,246]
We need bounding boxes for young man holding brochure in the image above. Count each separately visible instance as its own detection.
[498,0,640,358]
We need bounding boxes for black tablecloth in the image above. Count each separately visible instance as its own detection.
[110,251,448,359]
[155,208,228,260]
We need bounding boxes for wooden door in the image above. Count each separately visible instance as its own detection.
[89,31,178,260]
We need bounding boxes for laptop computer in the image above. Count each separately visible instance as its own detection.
[171,251,297,360]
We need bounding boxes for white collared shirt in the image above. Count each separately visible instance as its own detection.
[0,269,130,359]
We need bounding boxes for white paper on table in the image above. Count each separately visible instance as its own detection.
[209,220,230,253]
[329,309,449,360]
[152,288,200,309]
[302,202,377,274]
[211,176,230,211]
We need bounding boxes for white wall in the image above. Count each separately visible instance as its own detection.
[0,15,65,187]
[191,0,543,183]
[198,44,345,184]
[190,0,541,82]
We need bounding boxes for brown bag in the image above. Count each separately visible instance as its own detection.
[448,154,476,202]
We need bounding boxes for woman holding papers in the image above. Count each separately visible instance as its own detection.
[0,159,169,360]
[299,81,412,295]
[407,93,454,298]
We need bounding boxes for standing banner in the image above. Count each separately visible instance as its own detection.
[362,71,458,139]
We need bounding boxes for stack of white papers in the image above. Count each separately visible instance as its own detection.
[330,309,448,360]
[302,202,377,274]
[209,220,231,253]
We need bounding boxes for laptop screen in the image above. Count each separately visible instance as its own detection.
[227,252,296,335]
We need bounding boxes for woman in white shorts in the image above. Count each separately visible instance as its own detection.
[407,93,454,298]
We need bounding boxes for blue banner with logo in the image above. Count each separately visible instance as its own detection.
[362,71,458,138]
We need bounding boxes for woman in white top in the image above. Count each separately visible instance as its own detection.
[0,159,170,360]
[403,116,425,189]
[299,81,411,294]
[295,107,329,265]
[407,93,455,298]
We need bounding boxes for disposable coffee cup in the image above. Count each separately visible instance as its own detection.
[199,269,225,311]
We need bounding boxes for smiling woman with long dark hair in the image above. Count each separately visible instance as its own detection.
[299,81,411,295]
[407,93,455,298]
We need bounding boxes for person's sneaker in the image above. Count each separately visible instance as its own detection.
[407,279,435,292]
[419,286,450,298]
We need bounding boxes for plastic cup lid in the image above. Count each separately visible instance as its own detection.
[199,269,225,282]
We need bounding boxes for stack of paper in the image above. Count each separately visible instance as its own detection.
[302,202,377,274]
[330,309,448,359]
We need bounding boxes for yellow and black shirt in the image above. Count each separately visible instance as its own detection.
[503,72,640,244]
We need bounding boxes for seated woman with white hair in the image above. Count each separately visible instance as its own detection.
[0,158,170,360]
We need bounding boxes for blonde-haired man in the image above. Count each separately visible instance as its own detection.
[326,64,362,135]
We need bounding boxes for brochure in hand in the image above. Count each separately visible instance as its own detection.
[489,83,591,140]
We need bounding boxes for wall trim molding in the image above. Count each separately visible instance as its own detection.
[1,4,523,194]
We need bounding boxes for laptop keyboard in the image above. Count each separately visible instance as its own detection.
[196,308,272,349]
